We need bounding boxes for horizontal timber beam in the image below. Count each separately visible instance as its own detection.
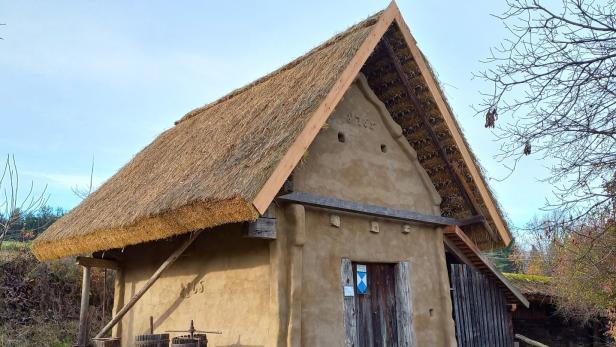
[76,256,119,270]
[277,192,483,227]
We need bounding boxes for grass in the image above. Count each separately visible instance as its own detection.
[0,318,77,347]
[503,272,553,283]
[1,240,30,251]
[0,241,31,262]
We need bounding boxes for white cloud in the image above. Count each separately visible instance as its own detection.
[22,170,103,191]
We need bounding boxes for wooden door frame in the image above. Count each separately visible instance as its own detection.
[340,258,417,347]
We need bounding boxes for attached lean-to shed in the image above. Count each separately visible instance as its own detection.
[505,273,611,347]
[34,3,527,347]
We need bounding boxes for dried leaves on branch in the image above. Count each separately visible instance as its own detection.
[477,0,616,217]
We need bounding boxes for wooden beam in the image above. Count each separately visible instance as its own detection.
[94,230,202,339]
[277,192,483,227]
[394,261,417,347]
[456,214,486,227]
[444,226,529,307]
[451,164,500,243]
[341,258,358,347]
[244,217,277,239]
[77,266,91,347]
[251,2,400,214]
[76,256,119,270]
[515,334,549,347]
[381,38,475,212]
[391,11,512,245]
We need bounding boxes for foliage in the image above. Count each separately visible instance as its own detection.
[0,248,114,346]
[0,206,64,243]
[550,215,616,337]
[503,272,552,284]
[515,209,616,341]
[485,239,521,273]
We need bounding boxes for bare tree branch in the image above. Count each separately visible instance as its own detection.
[477,0,616,221]
[71,156,95,200]
[0,155,48,249]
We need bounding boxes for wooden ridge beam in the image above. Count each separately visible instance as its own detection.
[277,192,484,227]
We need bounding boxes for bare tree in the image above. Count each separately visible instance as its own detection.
[477,0,616,219]
[0,155,48,249]
[71,157,95,200]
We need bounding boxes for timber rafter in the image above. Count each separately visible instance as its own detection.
[379,36,499,243]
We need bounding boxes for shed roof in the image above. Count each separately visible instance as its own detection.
[33,2,511,260]
[445,226,529,307]
[503,273,553,298]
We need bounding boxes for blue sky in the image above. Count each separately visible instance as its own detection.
[0,1,553,230]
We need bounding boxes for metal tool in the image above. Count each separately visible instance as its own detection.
[166,320,222,339]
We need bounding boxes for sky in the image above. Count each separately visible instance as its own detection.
[0,1,554,231]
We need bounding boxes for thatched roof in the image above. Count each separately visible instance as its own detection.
[33,2,511,260]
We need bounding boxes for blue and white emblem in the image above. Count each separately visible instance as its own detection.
[356,264,368,294]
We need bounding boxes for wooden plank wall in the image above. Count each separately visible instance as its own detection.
[450,264,513,347]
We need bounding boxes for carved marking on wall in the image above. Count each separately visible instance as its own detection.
[180,280,205,298]
[345,112,377,130]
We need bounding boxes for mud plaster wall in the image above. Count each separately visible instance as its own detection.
[290,74,457,346]
[114,75,456,347]
[114,224,280,347]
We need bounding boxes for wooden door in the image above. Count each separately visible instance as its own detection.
[449,264,513,347]
[353,263,398,347]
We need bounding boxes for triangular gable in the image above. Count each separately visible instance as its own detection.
[252,2,511,246]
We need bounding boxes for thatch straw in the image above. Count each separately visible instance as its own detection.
[32,12,381,261]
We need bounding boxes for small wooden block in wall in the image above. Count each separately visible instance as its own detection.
[244,217,277,239]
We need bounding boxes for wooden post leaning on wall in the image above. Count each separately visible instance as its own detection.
[94,230,203,339]
[77,265,92,347]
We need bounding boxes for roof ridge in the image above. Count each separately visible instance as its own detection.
[175,10,383,125]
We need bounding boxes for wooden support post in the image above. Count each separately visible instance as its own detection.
[77,265,91,347]
[341,258,358,347]
[395,262,416,347]
[94,230,202,339]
